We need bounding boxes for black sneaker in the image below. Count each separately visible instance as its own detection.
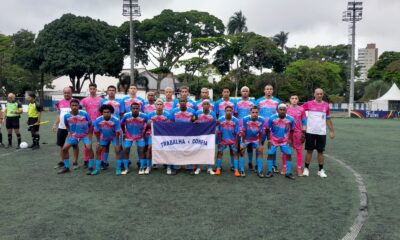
[72,162,79,170]
[230,166,235,172]
[272,166,279,174]
[254,165,258,173]
[240,171,246,177]
[83,161,88,169]
[257,171,264,178]
[248,163,254,171]
[101,162,109,170]
[285,173,295,180]
[54,161,64,169]
[86,168,94,175]
[57,167,70,174]
[265,172,273,178]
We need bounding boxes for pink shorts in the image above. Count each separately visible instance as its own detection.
[291,132,303,149]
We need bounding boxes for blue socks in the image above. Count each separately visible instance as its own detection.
[146,159,151,168]
[247,151,253,165]
[216,159,222,169]
[286,161,292,174]
[272,154,276,167]
[88,159,94,169]
[116,160,122,172]
[233,159,239,170]
[64,159,70,169]
[139,159,145,168]
[95,160,102,171]
[256,158,263,173]
[267,159,273,173]
[103,152,109,165]
[123,159,130,170]
[239,157,245,172]
[230,156,234,167]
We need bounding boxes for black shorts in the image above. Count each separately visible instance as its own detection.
[28,118,40,132]
[57,128,69,147]
[6,117,20,129]
[305,133,326,152]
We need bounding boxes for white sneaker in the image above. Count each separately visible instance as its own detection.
[144,167,151,175]
[317,169,327,178]
[138,168,145,175]
[194,168,201,175]
[167,167,172,175]
[121,169,129,175]
[303,168,309,177]
[207,169,215,175]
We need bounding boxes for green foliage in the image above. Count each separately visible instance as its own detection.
[227,11,248,35]
[272,31,289,50]
[368,51,400,81]
[361,80,391,101]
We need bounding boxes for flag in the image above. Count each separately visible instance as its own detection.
[152,122,216,165]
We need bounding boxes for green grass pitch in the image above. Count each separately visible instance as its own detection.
[0,112,398,239]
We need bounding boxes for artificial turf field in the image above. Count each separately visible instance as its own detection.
[0,112,399,240]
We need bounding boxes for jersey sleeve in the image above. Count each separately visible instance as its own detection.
[302,101,309,111]
[234,118,239,135]
[114,118,122,132]
[93,118,100,133]
[267,116,273,129]
[326,104,331,119]
[64,114,70,130]
[301,109,307,126]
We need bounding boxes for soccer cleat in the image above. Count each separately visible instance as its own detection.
[54,161,64,169]
[240,171,246,177]
[297,169,303,177]
[215,168,221,175]
[144,167,151,175]
[285,173,295,180]
[254,165,258,173]
[272,166,279,173]
[317,169,327,178]
[302,168,310,177]
[84,161,88,169]
[248,163,254,171]
[116,170,122,176]
[207,169,215,175]
[57,167,70,174]
[166,167,172,175]
[234,170,241,177]
[73,162,79,170]
[257,171,264,178]
[230,166,235,172]
[90,169,101,175]
[194,168,201,175]
[121,169,129,175]
[138,168,145,175]
[86,168,94,175]
[102,162,109,170]
[280,167,287,175]
[265,172,273,178]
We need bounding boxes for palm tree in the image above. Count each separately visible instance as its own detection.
[273,31,289,51]
[227,11,248,35]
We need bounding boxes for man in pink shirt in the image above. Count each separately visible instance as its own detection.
[302,88,335,178]
[81,83,102,168]
[281,95,306,176]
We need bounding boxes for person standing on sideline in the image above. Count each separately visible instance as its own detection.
[0,104,5,147]
[4,93,23,149]
[26,93,43,150]
[302,88,335,178]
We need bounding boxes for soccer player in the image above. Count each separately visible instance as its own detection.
[52,87,79,169]
[302,88,335,178]
[195,99,217,175]
[58,99,94,174]
[256,84,282,172]
[4,93,23,149]
[163,87,175,112]
[195,88,214,111]
[170,98,196,175]
[0,104,4,147]
[240,106,265,177]
[122,84,145,113]
[265,104,295,179]
[215,106,240,177]
[236,86,256,170]
[173,86,196,110]
[143,91,156,114]
[281,95,306,176]
[26,93,43,150]
[92,104,122,175]
[121,102,148,175]
[81,83,102,167]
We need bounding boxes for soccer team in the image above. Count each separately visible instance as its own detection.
[53,83,335,179]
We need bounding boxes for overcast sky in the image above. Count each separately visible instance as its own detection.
[1,0,399,55]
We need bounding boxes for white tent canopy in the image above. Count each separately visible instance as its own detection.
[370,83,400,111]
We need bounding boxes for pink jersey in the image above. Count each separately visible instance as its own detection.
[81,96,102,121]
[56,99,73,129]
[143,102,156,114]
[163,100,174,111]
[303,100,331,135]
[286,105,306,133]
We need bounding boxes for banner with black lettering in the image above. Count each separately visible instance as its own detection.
[152,122,216,165]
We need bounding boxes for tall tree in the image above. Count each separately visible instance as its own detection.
[227,11,248,35]
[36,14,124,93]
[272,31,289,51]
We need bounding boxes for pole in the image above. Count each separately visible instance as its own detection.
[129,0,135,85]
[348,2,356,117]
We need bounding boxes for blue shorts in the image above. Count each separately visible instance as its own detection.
[124,139,145,148]
[145,136,152,145]
[218,144,238,153]
[66,136,91,146]
[267,144,292,155]
[243,142,259,149]
[99,138,119,147]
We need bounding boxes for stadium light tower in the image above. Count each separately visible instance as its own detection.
[342,1,363,116]
[123,0,141,85]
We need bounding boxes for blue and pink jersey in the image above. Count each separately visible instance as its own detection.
[173,99,196,110]
[147,111,171,122]
[93,116,122,141]
[195,110,216,123]
[214,98,237,117]
[267,114,295,146]
[81,96,102,122]
[120,112,148,140]
[195,99,215,112]
[236,98,256,124]
[286,105,306,133]
[171,108,196,123]
[122,96,145,113]
[143,101,156,114]
[100,98,124,120]
[242,116,265,143]
[256,97,281,124]
[163,100,174,112]
[217,116,240,145]
[64,110,91,139]
[302,100,331,135]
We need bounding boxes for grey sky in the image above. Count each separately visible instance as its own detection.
[1,0,399,55]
